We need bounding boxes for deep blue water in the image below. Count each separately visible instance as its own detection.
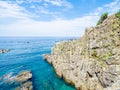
[0,37,76,90]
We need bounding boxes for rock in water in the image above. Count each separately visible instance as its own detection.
[15,71,32,82]
[16,81,33,90]
[44,14,120,90]
[15,71,33,90]
[1,70,33,90]
[0,49,10,54]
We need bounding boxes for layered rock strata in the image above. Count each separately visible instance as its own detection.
[44,15,120,90]
[2,71,33,90]
[15,71,33,90]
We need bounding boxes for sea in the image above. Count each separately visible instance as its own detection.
[0,37,76,90]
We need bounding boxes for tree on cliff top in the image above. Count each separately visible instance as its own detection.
[115,10,120,20]
[97,12,108,25]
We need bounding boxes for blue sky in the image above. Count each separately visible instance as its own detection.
[0,0,120,37]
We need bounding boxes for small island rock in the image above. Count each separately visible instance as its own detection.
[0,49,10,54]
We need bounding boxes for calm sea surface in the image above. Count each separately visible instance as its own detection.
[0,37,76,90]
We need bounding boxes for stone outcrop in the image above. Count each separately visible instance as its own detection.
[1,71,33,90]
[0,49,10,54]
[15,71,32,83]
[44,14,120,90]
[16,81,33,90]
[15,71,33,90]
[3,71,32,83]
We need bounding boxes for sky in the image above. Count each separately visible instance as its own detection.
[0,0,120,37]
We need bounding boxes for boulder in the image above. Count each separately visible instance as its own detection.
[15,71,32,83]
[16,81,33,90]
[1,71,33,90]
[0,49,10,54]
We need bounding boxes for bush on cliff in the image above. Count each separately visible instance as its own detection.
[115,10,120,20]
[97,12,108,25]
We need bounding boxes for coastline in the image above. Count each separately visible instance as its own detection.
[44,15,120,90]
[0,37,77,90]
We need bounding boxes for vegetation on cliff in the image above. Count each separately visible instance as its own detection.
[115,10,120,20]
[44,13,120,90]
[97,12,108,25]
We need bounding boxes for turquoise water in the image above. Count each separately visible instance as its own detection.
[0,37,75,90]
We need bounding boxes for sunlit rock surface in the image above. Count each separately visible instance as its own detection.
[44,14,120,90]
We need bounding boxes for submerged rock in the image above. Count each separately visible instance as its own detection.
[44,14,120,90]
[3,71,32,83]
[0,49,10,54]
[1,71,33,90]
[16,81,33,90]
[15,71,32,83]
[15,71,33,90]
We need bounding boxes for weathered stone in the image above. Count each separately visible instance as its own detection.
[2,71,32,83]
[1,71,33,90]
[44,14,120,90]
[16,81,33,90]
[0,49,10,54]
[15,71,32,83]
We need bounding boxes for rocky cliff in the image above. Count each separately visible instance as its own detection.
[44,14,120,90]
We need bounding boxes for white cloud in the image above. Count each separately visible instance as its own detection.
[104,0,120,14]
[43,3,49,7]
[0,0,120,37]
[16,0,73,8]
[44,0,73,8]
[37,7,62,19]
[28,0,42,3]
[0,1,30,19]
[0,1,96,37]
[104,0,119,8]
[39,8,49,14]
[15,0,72,19]
[16,0,42,4]
[16,0,24,4]
[0,15,97,37]
[91,0,120,16]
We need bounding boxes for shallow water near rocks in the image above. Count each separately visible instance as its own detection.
[0,37,75,90]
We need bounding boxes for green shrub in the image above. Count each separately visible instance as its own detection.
[61,46,64,51]
[81,51,85,55]
[91,50,97,57]
[110,31,115,36]
[97,12,108,25]
[106,43,111,47]
[102,54,107,58]
[71,49,74,55]
[102,36,107,39]
[108,53,113,59]
[99,61,105,67]
[97,54,108,60]
[115,10,120,20]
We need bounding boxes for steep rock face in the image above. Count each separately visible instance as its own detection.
[44,14,120,90]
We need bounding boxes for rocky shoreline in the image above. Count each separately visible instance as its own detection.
[0,49,10,54]
[44,14,120,90]
[1,70,33,90]
[15,71,33,90]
